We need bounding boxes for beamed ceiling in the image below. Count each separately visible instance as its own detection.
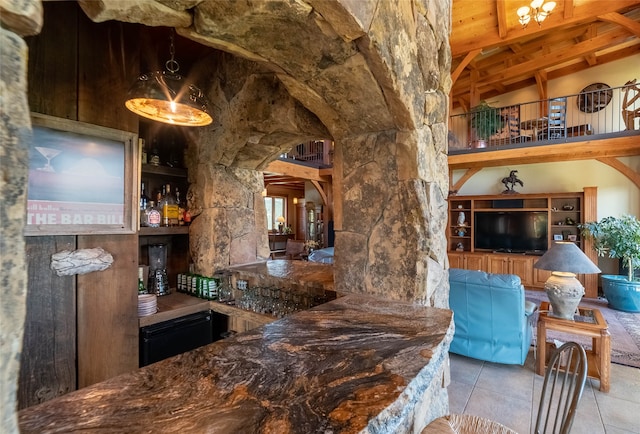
[451,0,640,111]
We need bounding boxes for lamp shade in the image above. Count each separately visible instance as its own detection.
[125,71,213,127]
[534,241,601,274]
[276,216,286,223]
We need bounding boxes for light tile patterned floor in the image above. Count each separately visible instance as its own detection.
[449,350,640,434]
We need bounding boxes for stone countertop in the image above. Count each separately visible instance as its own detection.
[19,294,454,434]
[230,259,334,291]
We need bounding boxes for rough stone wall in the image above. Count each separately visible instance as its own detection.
[185,53,330,271]
[0,0,43,430]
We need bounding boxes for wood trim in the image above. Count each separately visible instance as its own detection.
[583,187,599,298]
[448,135,640,170]
[596,157,640,189]
[449,167,481,193]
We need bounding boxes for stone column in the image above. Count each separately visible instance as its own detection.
[334,122,449,308]
[188,165,271,273]
[1,0,43,429]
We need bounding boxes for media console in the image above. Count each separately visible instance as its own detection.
[447,188,598,298]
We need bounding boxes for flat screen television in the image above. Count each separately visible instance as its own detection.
[474,211,548,253]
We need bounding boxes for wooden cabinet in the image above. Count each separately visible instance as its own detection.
[447,189,598,297]
[449,252,485,270]
[486,254,534,286]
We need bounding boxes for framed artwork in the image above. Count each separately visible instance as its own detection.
[553,234,564,241]
[568,234,578,242]
[25,113,138,235]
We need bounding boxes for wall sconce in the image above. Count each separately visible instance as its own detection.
[125,30,213,127]
[261,188,267,197]
[293,197,298,205]
[517,0,556,29]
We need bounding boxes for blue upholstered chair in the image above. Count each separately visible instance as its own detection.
[448,268,537,365]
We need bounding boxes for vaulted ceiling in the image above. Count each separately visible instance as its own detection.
[451,0,640,111]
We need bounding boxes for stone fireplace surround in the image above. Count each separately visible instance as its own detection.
[2,0,452,431]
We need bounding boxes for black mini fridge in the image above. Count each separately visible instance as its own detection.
[139,310,227,367]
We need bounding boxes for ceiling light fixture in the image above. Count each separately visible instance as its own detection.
[125,30,213,127]
[517,0,556,29]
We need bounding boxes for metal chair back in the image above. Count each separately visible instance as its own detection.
[534,341,587,434]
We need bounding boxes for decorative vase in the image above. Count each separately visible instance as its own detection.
[601,275,640,313]
[544,271,584,320]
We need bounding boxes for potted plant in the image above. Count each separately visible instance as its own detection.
[470,101,504,148]
[580,214,640,312]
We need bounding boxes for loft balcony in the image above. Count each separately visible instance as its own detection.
[448,83,640,171]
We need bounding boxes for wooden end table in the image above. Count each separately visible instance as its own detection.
[536,301,610,392]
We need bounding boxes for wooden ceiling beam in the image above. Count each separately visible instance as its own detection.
[451,48,481,84]
[265,160,330,182]
[496,0,508,39]
[475,27,634,87]
[598,11,640,36]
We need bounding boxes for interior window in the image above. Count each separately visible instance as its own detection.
[264,196,286,230]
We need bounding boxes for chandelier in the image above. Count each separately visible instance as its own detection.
[517,0,556,28]
[125,30,213,127]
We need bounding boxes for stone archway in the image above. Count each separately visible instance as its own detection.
[79,0,452,306]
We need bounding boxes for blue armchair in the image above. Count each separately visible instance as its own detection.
[449,268,537,365]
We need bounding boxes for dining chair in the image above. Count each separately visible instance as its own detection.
[540,97,567,140]
[534,341,587,434]
[421,341,587,434]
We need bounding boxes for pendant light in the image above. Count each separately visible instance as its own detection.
[125,30,213,127]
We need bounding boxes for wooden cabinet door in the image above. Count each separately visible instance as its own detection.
[533,268,552,287]
[486,254,509,274]
[448,252,465,269]
[465,254,486,271]
[509,256,534,286]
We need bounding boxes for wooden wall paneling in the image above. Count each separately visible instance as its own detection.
[77,5,140,132]
[19,236,76,409]
[583,186,599,298]
[25,2,78,119]
[77,234,138,388]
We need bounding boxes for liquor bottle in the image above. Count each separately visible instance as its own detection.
[138,266,147,294]
[146,201,161,228]
[176,187,185,226]
[139,182,149,226]
[160,183,179,226]
[140,138,148,165]
[149,139,160,166]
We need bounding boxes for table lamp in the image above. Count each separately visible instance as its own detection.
[533,241,601,320]
[276,216,285,233]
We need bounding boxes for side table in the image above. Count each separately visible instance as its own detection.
[536,301,610,392]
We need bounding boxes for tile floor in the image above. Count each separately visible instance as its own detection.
[448,350,640,434]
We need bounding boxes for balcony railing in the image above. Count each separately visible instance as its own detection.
[449,82,640,154]
[280,139,333,168]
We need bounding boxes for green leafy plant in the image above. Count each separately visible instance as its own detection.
[579,215,640,281]
[470,101,504,141]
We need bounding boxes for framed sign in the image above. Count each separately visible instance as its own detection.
[25,113,138,235]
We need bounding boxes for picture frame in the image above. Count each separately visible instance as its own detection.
[553,234,564,241]
[25,113,139,236]
[568,234,578,242]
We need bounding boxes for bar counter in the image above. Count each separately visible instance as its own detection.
[19,294,454,434]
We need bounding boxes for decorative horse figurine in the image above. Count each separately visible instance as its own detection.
[501,170,523,194]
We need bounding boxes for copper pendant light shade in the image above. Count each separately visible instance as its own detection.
[125,31,213,127]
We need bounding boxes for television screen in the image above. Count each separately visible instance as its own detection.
[474,211,548,253]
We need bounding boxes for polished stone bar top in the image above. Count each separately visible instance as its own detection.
[19,294,453,434]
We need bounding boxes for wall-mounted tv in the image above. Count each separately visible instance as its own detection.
[474,211,548,253]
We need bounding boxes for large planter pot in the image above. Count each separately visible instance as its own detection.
[601,274,640,313]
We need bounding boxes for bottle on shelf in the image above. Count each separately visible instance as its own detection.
[149,139,160,166]
[138,266,147,294]
[139,182,149,226]
[139,138,148,165]
[160,183,179,227]
[176,187,185,226]
[145,201,161,228]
